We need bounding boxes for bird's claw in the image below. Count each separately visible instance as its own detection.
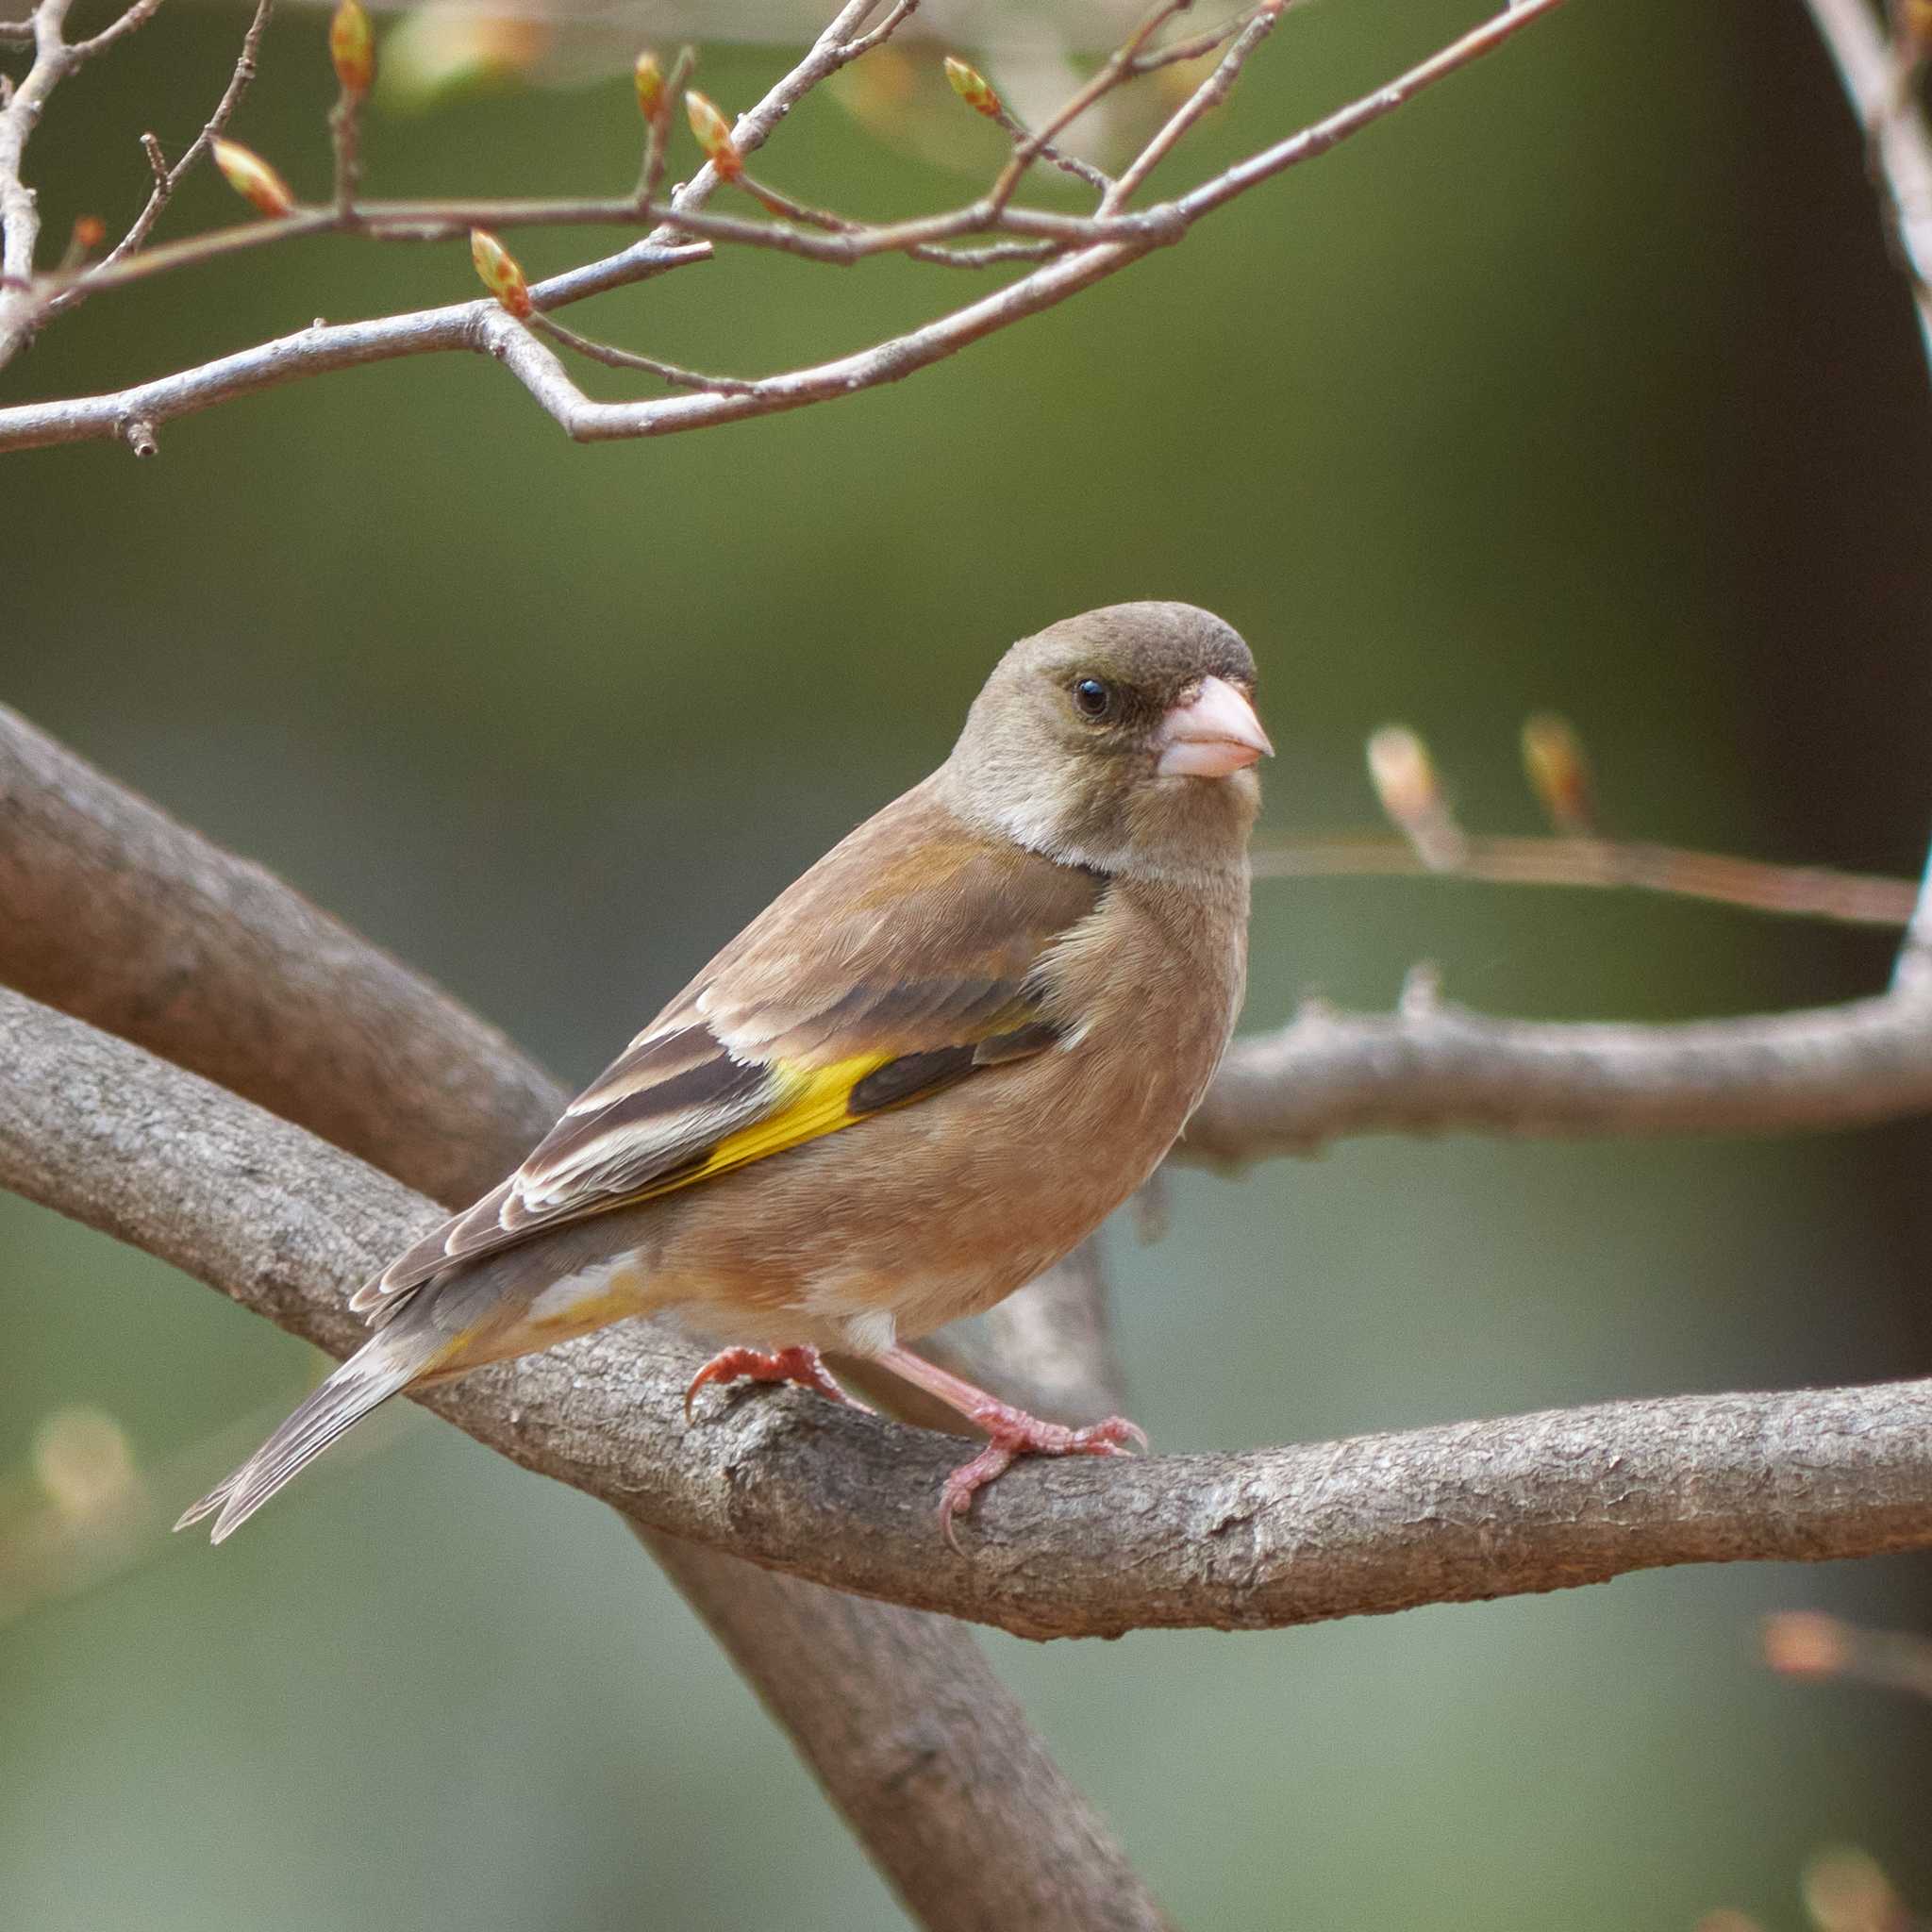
[681,1344,871,1422]
[939,1411,1146,1555]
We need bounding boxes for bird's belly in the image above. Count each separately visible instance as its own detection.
[638,1033,1208,1352]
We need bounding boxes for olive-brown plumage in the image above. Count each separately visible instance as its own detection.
[181,602,1270,1544]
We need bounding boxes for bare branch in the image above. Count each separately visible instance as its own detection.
[7,982,1932,1645]
[640,1527,1174,1932]
[479,236,1152,442]
[1101,0,1285,212]
[1173,0,1562,225]
[64,0,163,64]
[19,0,271,349]
[532,312,760,393]
[967,75,1115,196]
[1183,974,1932,1163]
[984,0,1191,215]
[1,0,77,329]
[0,0,1566,454]
[19,0,880,347]
[840,0,919,61]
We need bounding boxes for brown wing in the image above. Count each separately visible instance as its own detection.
[352,784,1104,1324]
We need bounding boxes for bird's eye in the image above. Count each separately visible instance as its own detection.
[1071,676,1112,720]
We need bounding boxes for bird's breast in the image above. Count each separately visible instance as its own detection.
[640,864,1249,1346]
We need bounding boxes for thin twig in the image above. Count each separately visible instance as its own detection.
[1104,0,1284,211]
[1174,0,1563,225]
[985,0,1192,214]
[43,0,275,322]
[1251,831,1919,928]
[727,170,1063,266]
[530,311,758,392]
[1128,10,1255,73]
[64,0,161,64]
[839,0,919,61]
[983,94,1114,196]
[329,91,364,218]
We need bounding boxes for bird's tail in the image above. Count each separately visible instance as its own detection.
[175,1324,443,1544]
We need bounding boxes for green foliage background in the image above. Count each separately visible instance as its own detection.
[4,0,1931,1925]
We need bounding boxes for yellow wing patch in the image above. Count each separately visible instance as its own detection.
[671,1051,893,1197]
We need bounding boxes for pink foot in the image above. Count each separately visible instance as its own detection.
[938,1407,1147,1555]
[873,1344,1148,1550]
[682,1344,870,1422]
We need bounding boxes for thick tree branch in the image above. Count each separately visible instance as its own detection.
[7,983,1932,1645]
[0,703,559,1208]
[0,701,1161,1932]
[638,1529,1171,1932]
[0,701,1122,1409]
[8,712,1931,1639]
[1185,965,1932,1162]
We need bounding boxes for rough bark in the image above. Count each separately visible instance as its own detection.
[1184,975,1932,1163]
[0,708,1168,1932]
[7,986,1931,1646]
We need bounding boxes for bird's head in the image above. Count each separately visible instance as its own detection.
[938,601,1270,882]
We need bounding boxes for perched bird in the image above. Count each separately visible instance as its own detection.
[179,602,1270,1547]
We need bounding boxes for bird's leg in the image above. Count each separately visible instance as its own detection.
[682,1344,871,1421]
[877,1344,1147,1552]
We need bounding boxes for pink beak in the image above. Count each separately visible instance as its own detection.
[1153,675,1274,778]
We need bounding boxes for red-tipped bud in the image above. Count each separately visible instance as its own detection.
[634,50,664,120]
[210,138,297,217]
[1761,1610,1854,1681]
[58,212,106,271]
[684,90,742,179]
[942,55,1001,118]
[469,226,531,318]
[1521,712,1596,836]
[330,0,375,96]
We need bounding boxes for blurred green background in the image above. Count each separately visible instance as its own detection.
[5,0,1932,1924]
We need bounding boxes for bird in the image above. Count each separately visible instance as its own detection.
[177,601,1270,1549]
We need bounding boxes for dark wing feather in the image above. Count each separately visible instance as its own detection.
[352,787,1103,1324]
